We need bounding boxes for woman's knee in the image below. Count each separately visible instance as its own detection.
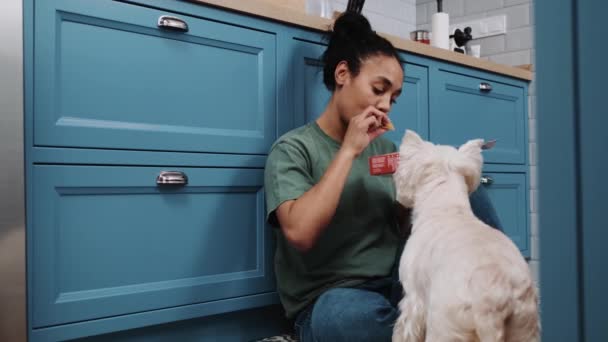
[309,287,397,341]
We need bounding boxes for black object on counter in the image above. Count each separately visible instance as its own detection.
[451,26,473,53]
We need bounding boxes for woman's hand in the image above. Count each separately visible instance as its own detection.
[341,106,392,157]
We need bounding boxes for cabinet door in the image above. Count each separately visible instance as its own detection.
[30,165,274,327]
[384,61,429,145]
[34,0,276,154]
[430,70,526,164]
[292,40,330,125]
[480,172,529,256]
[292,40,429,142]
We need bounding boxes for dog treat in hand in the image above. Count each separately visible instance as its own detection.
[369,152,400,175]
[382,120,395,131]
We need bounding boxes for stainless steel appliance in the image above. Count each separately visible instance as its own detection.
[0,1,26,341]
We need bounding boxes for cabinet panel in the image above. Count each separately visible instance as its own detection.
[481,172,529,256]
[31,165,274,327]
[34,0,276,154]
[292,40,330,125]
[431,70,526,164]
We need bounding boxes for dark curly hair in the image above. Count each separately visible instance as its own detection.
[322,11,402,91]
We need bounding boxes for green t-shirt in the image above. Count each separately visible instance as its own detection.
[264,121,400,318]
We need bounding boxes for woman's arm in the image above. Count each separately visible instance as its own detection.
[275,107,389,252]
[275,147,356,252]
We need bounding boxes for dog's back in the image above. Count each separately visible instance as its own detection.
[468,249,540,342]
[392,130,540,342]
[410,213,540,342]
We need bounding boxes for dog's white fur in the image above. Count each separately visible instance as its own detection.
[392,130,540,342]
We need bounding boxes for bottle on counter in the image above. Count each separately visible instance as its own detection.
[431,0,449,49]
[411,30,430,44]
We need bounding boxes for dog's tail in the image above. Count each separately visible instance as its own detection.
[469,264,513,342]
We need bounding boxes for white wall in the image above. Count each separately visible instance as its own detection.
[329,0,417,39]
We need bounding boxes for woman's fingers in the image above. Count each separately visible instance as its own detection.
[361,114,381,131]
[363,106,394,130]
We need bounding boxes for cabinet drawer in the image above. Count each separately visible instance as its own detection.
[430,70,526,164]
[30,165,274,327]
[34,0,276,154]
[481,172,529,256]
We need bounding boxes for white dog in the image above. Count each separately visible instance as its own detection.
[391,130,539,342]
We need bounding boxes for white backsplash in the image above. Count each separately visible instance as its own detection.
[327,0,417,39]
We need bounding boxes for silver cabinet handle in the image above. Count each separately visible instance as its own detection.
[157,15,189,32]
[479,82,492,92]
[156,171,188,185]
[480,176,494,185]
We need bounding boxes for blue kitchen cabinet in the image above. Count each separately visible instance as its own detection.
[480,172,529,256]
[72,305,289,342]
[430,69,527,164]
[292,40,429,142]
[384,59,429,143]
[292,39,331,125]
[24,0,531,339]
[33,0,276,155]
[30,165,275,328]
[27,1,286,339]
[427,66,530,254]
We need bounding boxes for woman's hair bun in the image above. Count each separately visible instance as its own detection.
[331,11,373,42]
[321,11,401,91]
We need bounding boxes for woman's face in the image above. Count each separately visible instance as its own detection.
[334,54,404,125]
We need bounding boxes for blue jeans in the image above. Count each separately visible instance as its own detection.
[293,186,502,342]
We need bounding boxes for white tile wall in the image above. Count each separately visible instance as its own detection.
[329,0,416,39]
[463,0,504,15]
[488,49,531,65]
[417,0,535,63]
[487,3,531,29]
[506,26,534,50]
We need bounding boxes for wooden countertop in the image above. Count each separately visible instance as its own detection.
[189,0,533,81]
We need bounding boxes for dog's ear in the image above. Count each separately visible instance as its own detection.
[394,130,425,208]
[458,139,484,157]
[401,129,424,149]
[456,139,484,193]
[481,139,497,150]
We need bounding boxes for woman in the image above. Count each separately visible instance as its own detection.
[264,11,501,342]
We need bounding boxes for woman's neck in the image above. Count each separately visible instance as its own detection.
[316,98,347,143]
